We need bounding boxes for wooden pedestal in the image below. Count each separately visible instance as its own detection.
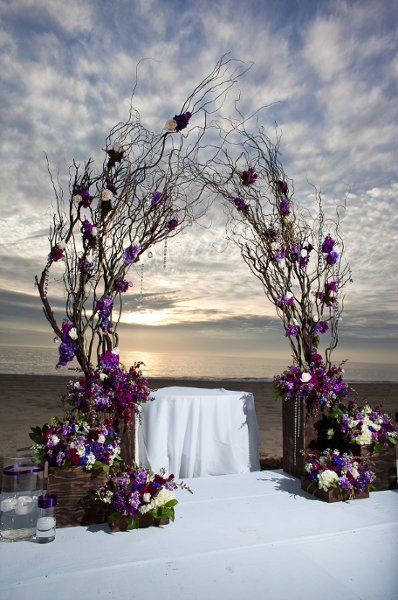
[301,478,369,502]
[282,397,326,478]
[47,466,107,528]
[351,445,397,491]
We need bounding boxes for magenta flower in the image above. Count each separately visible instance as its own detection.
[49,246,64,263]
[276,180,288,195]
[99,350,119,370]
[241,167,258,186]
[167,218,178,230]
[173,111,192,131]
[123,244,141,264]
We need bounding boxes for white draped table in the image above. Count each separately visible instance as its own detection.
[136,386,261,477]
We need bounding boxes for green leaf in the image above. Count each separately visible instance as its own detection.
[326,428,335,440]
[164,499,178,508]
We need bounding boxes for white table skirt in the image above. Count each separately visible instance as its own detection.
[137,386,261,478]
[1,470,397,600]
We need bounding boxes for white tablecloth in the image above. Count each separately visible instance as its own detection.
[137,386,261,477]
[1,470,397,600]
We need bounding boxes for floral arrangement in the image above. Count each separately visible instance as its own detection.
[274,356,351,410]
[30,414,121,471]
[304,449,374,497]
[64,353,151,424]
[327,401,398,449]
[97,466,190,528]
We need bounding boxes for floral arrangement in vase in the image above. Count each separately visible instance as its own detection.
[304,449,374,498]
[97,466,190,530]
[327,401,398,450]
[30,413,121,471]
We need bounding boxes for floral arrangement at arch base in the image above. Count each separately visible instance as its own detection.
[301,449,375,502]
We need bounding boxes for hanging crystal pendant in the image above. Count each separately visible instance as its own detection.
[139,263,144,309]
[163,238,168,270]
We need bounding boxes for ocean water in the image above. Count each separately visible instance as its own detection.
[0,345,397,383]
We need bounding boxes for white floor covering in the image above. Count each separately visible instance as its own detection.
[0,469,397,600]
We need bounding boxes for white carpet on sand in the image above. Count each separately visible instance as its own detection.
[1,469,397,600]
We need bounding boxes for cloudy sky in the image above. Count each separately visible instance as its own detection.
[0,0,397,370]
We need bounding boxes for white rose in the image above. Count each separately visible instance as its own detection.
[143,493,151,503]
[101,189,114,202]
[92,227,98,236]
[164,118,177,132]
[51,435,60,445]
[301,372,312,383]
[312,314,319,322]
[318,469,338,491]
[153,488,175,508]
[99,373,108,381]
[73,194,82,203]
[300,249,308,258]
[285,291,294,300]
[69,327,78,340]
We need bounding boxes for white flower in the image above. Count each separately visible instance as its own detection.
[285,291,294,300]
[86,453,96,466]
[97,434,105,444]
[76,444,86,457]
[318,469,338,491]
[350,467,359,479]
[300,248,308,258]
[73,194,82,203]
[164,118,177,132]
[101,189,114,202]
[305,463,313,473]
[301,372,312,383]
[113,143,122,153]
[312,314,319,322]
[142,493,151,503]
[139,488,176,514]
[51,435,60,446]
[99,373,108,381]
[92,227,98,236]
[112,347,119,355]
[69,327,78,340]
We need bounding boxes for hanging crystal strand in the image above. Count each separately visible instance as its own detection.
[317,197,323,271]
[163,237,168,270]
[293,399,297,467]
[139,263,144,309]
[43,263,50,298]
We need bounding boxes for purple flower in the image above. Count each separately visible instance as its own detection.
[78,257,94,275]
[315,320,329,334]
[96,295,113,319]
[241,167,258,186]
[279,199,290,215]
[285,324,298,337]
[322,235,335,254]
[99,350,119,370]
[278,292,295,306]
[151,191,165,206]
[82,220,95,240]
[173,111,192,131]
[327,281,338,293]
[167,218,178,230]
[275,249,285,262]
[114,278,132,293]
[234,197,249,212]
[57,342,76,368]
[123,244,141,264]
[326,250,340,265]
[73,186,92,208]
[276,180,288,195]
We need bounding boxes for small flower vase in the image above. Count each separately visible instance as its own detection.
[47,466,107,528]
[282,396,327,477]
[301,478,369,502]
[350,445,397,491]
[108,513,170,532]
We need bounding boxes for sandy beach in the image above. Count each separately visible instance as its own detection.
[1,374,397,467]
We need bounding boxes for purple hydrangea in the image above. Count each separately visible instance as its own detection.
[96,295,113,319]
[151,191,165,206]
[285,324,298,337]
[315,320,329,334]
[326,250,340,265]
[123,244,141,264]
[321,235,335,254]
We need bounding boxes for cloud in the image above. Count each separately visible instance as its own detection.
[0,0,397,364]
